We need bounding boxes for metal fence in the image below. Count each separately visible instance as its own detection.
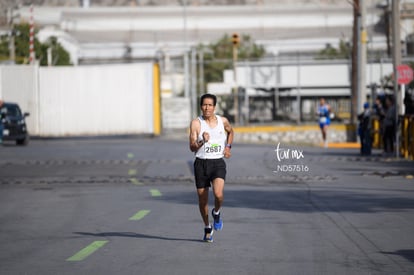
[215,93,353,124]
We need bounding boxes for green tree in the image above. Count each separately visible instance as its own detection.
[200,33,266,84]
[0,23,71,65]
[197,34,266,121]
[316,39,351,60]
[39,37,71,66]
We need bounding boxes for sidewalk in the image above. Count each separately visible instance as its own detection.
[160,126,411,157]
[326,142,360,149]
[161,126,361,149]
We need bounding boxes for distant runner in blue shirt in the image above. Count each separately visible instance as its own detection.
[0,99,4,145]
[317,98,331,148]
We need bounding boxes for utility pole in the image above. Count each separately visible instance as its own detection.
[191,47,197,119]
[351,0,359,128]
[198,48,204,95]
[296,52,301,124]
[392,0,402,114]
[385,0,391,57]
[358,0,367,116]
[391,0,401,157]
[351,0,367,139]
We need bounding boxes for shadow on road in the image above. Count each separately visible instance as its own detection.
[73,231,201,243]
[162,189,414,214]
[381,249,414,263]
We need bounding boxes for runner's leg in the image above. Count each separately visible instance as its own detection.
[197,187,210,226]
[212,178,224,212]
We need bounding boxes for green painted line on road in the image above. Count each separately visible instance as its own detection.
[129,177,143,185]
[129,209,151,221]
[128,169,137,176]
[66,240,108,262]
[127,153,135,159]
[150,189,162,197]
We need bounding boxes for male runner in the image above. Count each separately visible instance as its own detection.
[189,93,234,242]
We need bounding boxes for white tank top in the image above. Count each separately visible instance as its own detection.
[195,115,227,159]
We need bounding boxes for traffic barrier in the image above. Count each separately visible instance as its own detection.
[400,115,414,160]
[368,115,413,160]
[371,116,382,149]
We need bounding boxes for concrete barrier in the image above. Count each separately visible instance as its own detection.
[233,123,357,147]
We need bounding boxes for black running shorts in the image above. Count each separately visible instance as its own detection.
[194,158,226,189]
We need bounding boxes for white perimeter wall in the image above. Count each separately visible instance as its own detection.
[0,63,155,137]
[0,65,39,134]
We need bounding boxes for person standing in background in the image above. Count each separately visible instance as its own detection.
[383,96,396,156]
[373,97,385,150]
[358,102,372,155]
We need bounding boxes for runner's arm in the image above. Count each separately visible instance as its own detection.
[222,117,234,146]
[189,119,203,152]
[222,117,234,158]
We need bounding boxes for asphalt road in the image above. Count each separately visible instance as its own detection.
[0,136,414,275]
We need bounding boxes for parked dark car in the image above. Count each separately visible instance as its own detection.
[1,102,30,145]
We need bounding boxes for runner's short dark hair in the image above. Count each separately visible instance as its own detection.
[200,93,217,106]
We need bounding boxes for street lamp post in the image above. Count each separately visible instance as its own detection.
[232,33,240,124]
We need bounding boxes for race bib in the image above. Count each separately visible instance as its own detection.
[204,140,223,156]
[319,117,327,124]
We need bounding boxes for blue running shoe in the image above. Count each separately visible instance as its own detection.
[212,210,223,231]
[203,226,213,242]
